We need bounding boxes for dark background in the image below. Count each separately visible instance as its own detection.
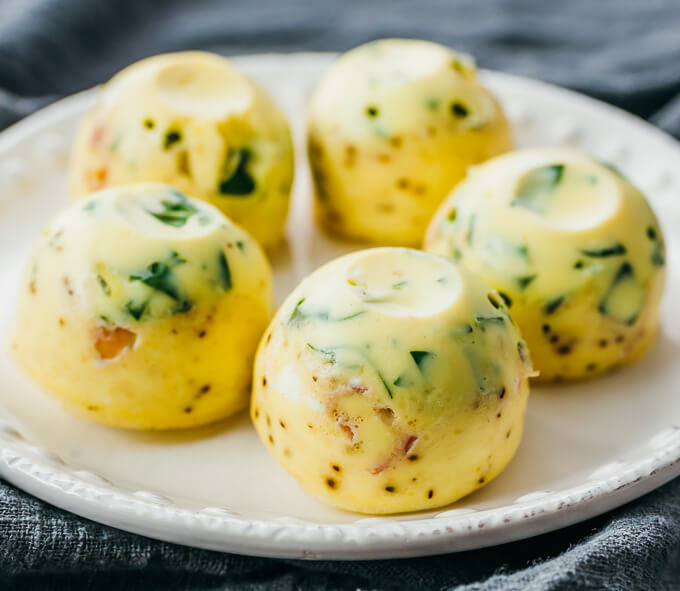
[1,0,680,589]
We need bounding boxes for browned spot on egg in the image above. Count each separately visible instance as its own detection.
[385,486,395,493]
[326,478,337,489]
[428,489,434,499]
[254,408,260,419]
[58,317,65,327]
[196,384,211,399]
[403,435,418,454]
[478,477,485,484]
[499,387,506,399]
[279,420,286,429]
[377,153,391,164]
[332,464,341,473]
[396,178,410,190]
[62,276,74,296]
[283,448,292,458]
[268,434,274,444]
[586,363,597,372]
[93,326,137,360]
[184,406,193,414]
[557,344,572,355]
[87,405,99,412]
[28,280,36,294]
[615,335,625,344]
[266,332,272,345]
[599,339,608,348]
[198,330,206,338]
[262,376,267,387]
[312,376,318,382]
[408,454,419,462]
[390,136,403,148]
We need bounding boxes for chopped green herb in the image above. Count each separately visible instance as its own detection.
[218,148,256,196]
[451,323,474,336]
[573,260,584,270]
[453,248,463,261]
[217,251,232,291]
[476,315,505,328]
[450,101,469,118]
[543,295,565,315]
[125,300,148,320]
[447,208,457,222]
[83,201,97,212]
[512,164,565,213]
[99,315,111,324]
[288,298,307,327]
[143,118,155,130]
[646,227,657,240]
[487,293,502,309]
[580,243,626,257]
[147,194,198,227]
[393,373,412,388]
[366,105,379,118]
[130,261,183,301]
[410,351,434,373]
[598,262,645,325]
[378,372,394,399]
[517,274,537,290]
[96,274,111,296]
[163,130,182,149]
[651,242,665,267]
[307,343,337,363]
[235,240,245,252]
[392,280,408,290]
[498,291,513,307]
[426,98,440,111]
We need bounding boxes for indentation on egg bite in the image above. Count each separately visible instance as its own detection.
[93,326,137,360]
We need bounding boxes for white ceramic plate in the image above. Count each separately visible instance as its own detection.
[0,53,679,560]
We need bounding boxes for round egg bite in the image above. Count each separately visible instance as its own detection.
[424,148,666,381]
[69,51,294,251]
[307,38,512,246]
[13,183,274,429]
[251,248,534,514]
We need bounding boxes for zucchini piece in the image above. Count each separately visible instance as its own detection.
[512,164,564,213]
[598,262,645,325]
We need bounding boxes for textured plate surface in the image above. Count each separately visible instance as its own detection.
[0,53,679,560]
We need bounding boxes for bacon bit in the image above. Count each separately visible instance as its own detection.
[370,433,418,475]
[375,406,395,425]
[90,124,106,149]
[350,383,368,394]
[85,167,108,191]
[403,435,418,454]
[94,326,136,359]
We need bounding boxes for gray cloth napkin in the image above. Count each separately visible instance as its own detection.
[1,0,679,589]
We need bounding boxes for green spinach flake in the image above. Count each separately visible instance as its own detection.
[218,148,256,196]
[147,194,198,228]
[410,350,434,373]
[218,251,232,291]
[543,295,565,315]
[517,274,537,290]
[580,243,627,258]
[512,164,565,213]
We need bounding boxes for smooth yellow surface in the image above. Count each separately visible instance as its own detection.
[69,51,294,251]
[307,39,513,246]
[251,248,534,514]
[13,183,274,429]
[424,148,666,381]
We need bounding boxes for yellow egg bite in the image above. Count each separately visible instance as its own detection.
[69,51,294,251]
[424,148,666,381]
[13,183,273,429]
[307,39,513,246]
[251,248,534,514]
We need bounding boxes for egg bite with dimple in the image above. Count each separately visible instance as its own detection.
[69,51,294,251]
[307,38,513,246]
[424,148,666,382]
[251,248,534,514]
[13,183,274,429]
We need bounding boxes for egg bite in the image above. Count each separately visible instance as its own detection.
[251,248,534,514]
[13,183,274,429]
[69,51,294,251]
[424,148,666,381]
[307,39,512,246]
